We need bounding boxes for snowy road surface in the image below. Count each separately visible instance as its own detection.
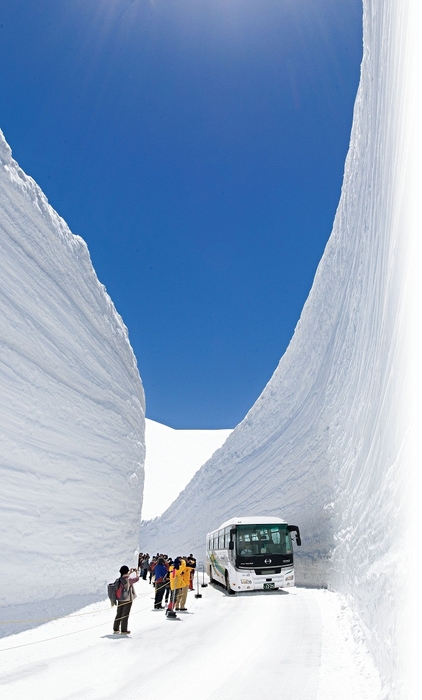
[0,578,380,699]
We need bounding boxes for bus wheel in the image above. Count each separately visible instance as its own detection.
[209,566,214,584]
[225,572,235,595]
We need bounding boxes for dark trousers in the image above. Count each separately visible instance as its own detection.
[114,601,132,632]
[154,581,165,608]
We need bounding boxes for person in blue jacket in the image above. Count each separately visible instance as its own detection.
[153,557,168,609]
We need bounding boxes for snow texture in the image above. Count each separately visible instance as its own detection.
[0,129,146,612]
[142,418,232,520]
[140,1,421,697]
[0,580,382,700]
[0,0,420,696]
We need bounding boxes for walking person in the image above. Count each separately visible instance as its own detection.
[113,566,139,634]
[177,557,192,611]
[153,557,168,609]
[187,554,196,591]
[149,557,157,584]
[164,558,172,605]
[173,557,187,611]
[166,557,183,615]
[141,554,149,580]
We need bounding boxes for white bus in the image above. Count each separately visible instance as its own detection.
[206,516,301,593]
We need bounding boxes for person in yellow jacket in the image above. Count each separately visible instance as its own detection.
[167,557,185,612]
[176,557,192,611]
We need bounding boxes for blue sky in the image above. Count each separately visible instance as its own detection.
[0,0,362,429]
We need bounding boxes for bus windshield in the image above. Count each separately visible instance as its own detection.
[236,524,292,557]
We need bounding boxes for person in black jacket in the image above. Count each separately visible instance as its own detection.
[187,554,196,591]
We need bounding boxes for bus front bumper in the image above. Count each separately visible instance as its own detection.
[234,571,295,591]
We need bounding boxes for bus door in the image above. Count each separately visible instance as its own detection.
[228,527,236,566]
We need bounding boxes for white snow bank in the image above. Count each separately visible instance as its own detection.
[0,129,145,611]
[142,418,232,520]
[140,1,420,696]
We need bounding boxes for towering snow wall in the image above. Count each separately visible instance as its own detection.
[0,130,145,611]
[140,1,420,696]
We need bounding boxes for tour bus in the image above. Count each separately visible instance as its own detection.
[206,516,301,593]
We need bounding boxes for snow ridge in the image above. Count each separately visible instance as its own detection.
[0,129,145,612]
[139,2,419,696]
[142,418,232,520]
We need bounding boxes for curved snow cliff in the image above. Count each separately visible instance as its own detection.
[140,1,419,696]
[0,130,145,610]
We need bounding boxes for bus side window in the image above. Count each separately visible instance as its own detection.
[218,533,225,549]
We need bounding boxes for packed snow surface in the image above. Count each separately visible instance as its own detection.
[0,129,145,614]
[142,418,232,520]
[0,578,382,700]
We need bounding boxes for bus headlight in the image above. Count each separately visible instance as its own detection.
[241,579,252,584]
[285,575,294,581]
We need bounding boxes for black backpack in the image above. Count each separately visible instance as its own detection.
[107,577,123,606]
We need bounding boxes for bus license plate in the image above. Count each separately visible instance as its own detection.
[264,583,275,590]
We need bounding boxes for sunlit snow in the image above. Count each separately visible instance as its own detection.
[142,418,232,520]
[0,130,145,615]
[139,1,420,697]
[0,0,420,698]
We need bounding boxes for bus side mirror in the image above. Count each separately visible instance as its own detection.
[229,541,234,550]
[288,525,302,547]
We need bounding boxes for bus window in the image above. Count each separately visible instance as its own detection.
[218,533,225,549]
[236,524,291,556]
[271,528,281,544]
[239,542,254,556]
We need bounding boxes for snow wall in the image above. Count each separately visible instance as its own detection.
[0,130,145,612]
[140,1,420,696]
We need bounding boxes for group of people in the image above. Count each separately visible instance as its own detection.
[139,552,197,610]
[112,552,197,633]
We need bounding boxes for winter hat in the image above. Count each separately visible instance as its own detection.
[119,565,129,575]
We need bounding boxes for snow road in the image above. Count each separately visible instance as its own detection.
[0,577,381,699]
